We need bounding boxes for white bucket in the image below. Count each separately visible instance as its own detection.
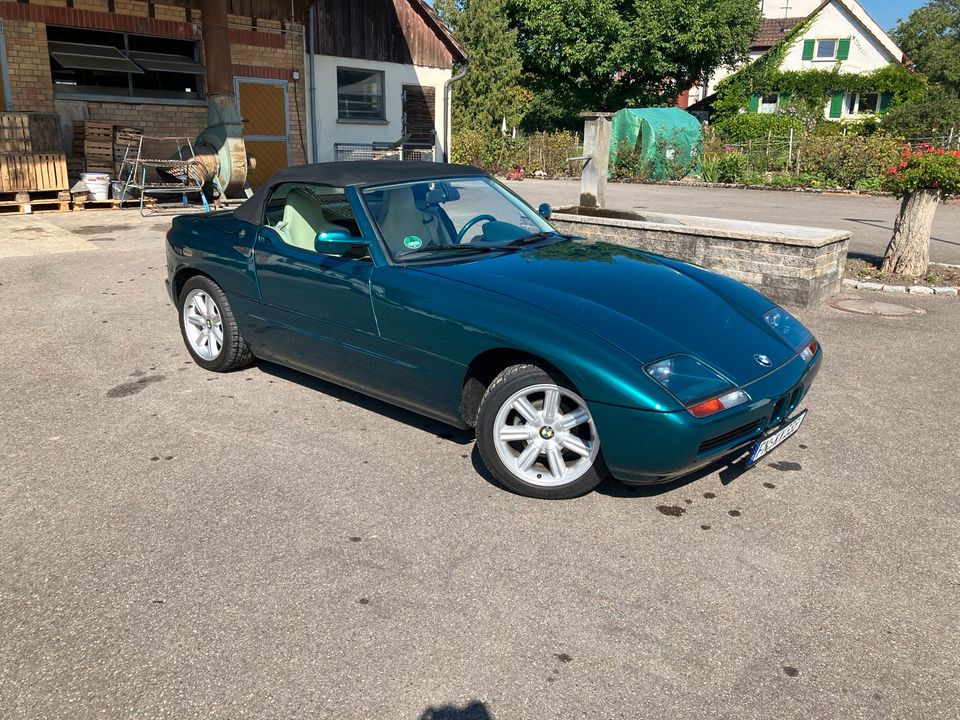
[81,172,111,202]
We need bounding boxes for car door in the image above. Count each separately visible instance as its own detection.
[251,182,382,387]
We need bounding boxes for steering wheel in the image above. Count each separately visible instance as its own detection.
[455,214,497,244]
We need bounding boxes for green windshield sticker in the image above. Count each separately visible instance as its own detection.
[403,236,423,250]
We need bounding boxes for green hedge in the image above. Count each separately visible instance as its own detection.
[450,130,582,177]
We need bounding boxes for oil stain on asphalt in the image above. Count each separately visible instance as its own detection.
[106,375,166,398]
[769,461,802,472]
[656,505,685,517]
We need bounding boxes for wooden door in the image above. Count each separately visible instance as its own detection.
[236,78,291,188]
[402,85,436,147]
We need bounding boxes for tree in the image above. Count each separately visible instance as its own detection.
[893,0,960,97]
[881,145,960,276]
[882,86,960,138]
[437,0,526,132]
[507,0,761,129]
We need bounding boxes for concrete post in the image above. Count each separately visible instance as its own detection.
[579,112,614,208]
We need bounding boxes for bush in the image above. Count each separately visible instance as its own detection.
[700,151,748,183]
[798,134,902,189]
[882,145,960,197]
[450,129,582,177]
[610,139,651,181]
[712,113,804,144]
[881,87,960,140]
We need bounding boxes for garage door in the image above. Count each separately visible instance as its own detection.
[236,78,291,189]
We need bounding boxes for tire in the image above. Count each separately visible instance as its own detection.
[476,364,607,499]
[177,276,254,372]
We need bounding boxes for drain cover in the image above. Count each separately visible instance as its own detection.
[830,296,925,317]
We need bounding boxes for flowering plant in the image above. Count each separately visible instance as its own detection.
[881,144,960,197]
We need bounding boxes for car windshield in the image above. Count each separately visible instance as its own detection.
[361,176,558,262]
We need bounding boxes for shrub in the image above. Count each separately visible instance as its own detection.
[799,134,902,189]
[882,145,960,197]
[450,130,581,177]
[610,139,651,181]
[712,113,804,144]
[881,87,960,140]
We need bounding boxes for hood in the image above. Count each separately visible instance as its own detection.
[418,241,799,385]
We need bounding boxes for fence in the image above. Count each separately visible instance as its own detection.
[333,143,435,163]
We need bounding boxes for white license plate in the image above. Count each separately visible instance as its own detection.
[747,410,807,467]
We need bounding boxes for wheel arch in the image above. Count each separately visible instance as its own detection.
[172,268,217,303]
[460,347,573,427]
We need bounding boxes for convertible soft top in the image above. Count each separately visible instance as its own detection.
[233,161,486,224]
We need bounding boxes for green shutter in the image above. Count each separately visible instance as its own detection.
[778,92,791,108]
[829,91,844,119]
[879,92,893,112]
[802,39,815,61]
[748,94,761,113]
[837,38,851,61]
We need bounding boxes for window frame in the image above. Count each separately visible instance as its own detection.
[846,92,881,116]
[758,93,780,114]
[336,66,386,122]
[47,25,205,105]
[814,38,839,61]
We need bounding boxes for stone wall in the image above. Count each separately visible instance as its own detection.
[551,208,849,308]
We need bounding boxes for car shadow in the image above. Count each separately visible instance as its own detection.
[254,361,475,446]
[594,451,752,499]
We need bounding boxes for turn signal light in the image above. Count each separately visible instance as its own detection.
[800,338,819,363]
[688,390,750,418]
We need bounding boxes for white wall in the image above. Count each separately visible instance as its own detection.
[308,54,451,163]
[779,1,896,73]
[759,0,823,19]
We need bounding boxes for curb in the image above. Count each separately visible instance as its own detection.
[842,278,959,296]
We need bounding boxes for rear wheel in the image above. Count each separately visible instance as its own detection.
[476,364,607,499]
[177,276,253,372]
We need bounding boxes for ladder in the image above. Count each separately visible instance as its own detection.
[119,135,209,216]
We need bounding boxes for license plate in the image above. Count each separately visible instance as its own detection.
[747,410,807,467]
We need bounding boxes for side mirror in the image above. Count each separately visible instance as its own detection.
[315,229,364,256]
[537,203,552,220]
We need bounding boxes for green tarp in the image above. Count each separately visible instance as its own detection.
[609,108,703,180]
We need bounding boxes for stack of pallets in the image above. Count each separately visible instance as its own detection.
[0,112,69,213]
[114,126,143,174]
[73,121,115,173]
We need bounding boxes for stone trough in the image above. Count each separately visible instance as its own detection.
[550,206,850,308]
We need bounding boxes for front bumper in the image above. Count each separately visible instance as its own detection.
[591,350,822,485]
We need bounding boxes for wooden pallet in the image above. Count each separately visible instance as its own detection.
[0,189,71,214]
[0,113,63,154]
[71,196,156,211]
[0,153,69,193]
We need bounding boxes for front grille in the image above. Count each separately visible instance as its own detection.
[699,421,762,454]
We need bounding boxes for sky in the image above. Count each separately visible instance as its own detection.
[860,0,926,31]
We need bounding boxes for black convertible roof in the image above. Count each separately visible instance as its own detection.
[233,161,487,224]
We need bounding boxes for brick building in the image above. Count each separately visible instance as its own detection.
[0,0,465,191]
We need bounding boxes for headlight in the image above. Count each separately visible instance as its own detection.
[644,355,750,417]
[764,306,813,351]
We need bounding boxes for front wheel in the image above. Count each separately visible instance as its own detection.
[476,364,607,499]
[177,276,254,372]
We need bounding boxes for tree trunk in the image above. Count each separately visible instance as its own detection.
[881,188,940,277]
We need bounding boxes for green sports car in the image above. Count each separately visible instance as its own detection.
[166,162,821,499]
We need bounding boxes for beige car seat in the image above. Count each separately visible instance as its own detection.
[275,187,341,251]
[376,186,443,254]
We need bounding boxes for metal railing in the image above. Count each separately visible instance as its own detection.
[333,143,435,163]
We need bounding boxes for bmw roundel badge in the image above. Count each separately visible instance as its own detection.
[754,354,772,367]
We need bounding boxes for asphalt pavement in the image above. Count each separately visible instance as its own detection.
[507,180,960,266]
[0,209,958,719]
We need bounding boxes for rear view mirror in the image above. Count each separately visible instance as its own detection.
[538,203,552,220]
[315,230,364,256]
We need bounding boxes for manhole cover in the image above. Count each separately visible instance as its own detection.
[829,296,925,317]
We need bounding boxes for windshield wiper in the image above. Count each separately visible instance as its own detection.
[504,231,574,247]
[396,245,505,260]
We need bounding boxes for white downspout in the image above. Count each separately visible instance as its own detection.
[442,57,470,163]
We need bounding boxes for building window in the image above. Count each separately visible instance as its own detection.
[846,92,881,115]
[815,38,839,60]
[337,68,385,121]
[758,93,779,114]
[47,26,203,102]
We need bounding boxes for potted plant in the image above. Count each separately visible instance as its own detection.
[881,144,960,277]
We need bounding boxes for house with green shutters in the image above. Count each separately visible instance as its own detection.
[682,0,910,120]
